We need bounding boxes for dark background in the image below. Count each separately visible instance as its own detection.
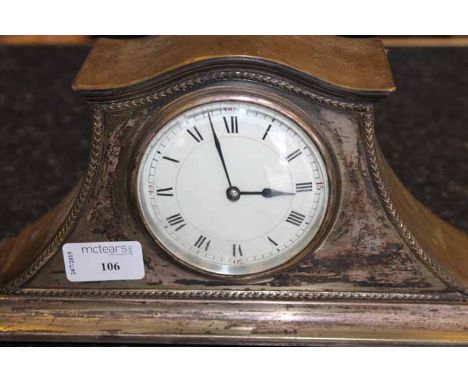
[0,45,467,240]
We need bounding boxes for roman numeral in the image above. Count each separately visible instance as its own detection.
[262,124,272,140]
[162,156,179,163]
[194,235,211,251]
[267,236,278,246]
[286,211,306,226]
[286,149,302,162]
[166,213,185,231]
[232,244,243,257]
[296,182,313,192]
[187,126,204,142]
[223,116,238,133]
[156,187,173,196]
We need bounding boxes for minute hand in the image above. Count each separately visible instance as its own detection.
[208,114,232,187]
[239,188,296,198]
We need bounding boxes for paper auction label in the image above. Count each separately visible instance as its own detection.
[62,241,145,282]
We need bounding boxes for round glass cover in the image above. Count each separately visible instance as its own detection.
[137,100,330,276]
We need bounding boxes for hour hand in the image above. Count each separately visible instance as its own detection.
[262,188,295,198]
[239,188,296,198]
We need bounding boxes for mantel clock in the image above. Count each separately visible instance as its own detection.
[0,36,467,345]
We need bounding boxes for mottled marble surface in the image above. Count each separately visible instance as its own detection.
[375,47,468,232]
[0,45,467,240]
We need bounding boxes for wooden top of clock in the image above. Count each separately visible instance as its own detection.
[73,36,395,96]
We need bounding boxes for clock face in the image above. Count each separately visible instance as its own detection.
[136,100,330,276]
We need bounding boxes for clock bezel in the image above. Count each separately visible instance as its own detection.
[130,82,340,281]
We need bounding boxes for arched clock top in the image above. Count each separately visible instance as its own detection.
[72,36,395,100]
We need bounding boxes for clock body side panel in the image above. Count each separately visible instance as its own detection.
[0,185,79,286]
[377,146,468,289]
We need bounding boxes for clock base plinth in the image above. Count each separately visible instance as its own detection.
[1,294,467,345]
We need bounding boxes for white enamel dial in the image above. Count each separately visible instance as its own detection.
[137,100,330,276]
